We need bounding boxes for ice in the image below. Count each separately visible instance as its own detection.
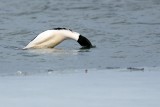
[0,69,160,107]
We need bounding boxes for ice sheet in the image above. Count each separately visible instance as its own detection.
[0,69,159,107]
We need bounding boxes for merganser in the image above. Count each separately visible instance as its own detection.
[23,28,93,49]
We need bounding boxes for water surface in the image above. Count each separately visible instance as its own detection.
[1,0,160,75]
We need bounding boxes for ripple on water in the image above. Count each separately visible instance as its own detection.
[1,0,160,75]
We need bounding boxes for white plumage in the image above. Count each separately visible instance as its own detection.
[23,29,80,49]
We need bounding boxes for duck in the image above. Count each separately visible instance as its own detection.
[23,28,93,49]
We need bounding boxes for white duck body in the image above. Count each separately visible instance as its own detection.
[24,29,80,49]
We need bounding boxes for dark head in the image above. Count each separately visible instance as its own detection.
[77,35,93,48]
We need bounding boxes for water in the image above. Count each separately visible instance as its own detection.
[1,0,160,76]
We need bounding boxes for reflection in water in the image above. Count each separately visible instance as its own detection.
[24,48,80,55]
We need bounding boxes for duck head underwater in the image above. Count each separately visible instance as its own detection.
[24,28,94,49]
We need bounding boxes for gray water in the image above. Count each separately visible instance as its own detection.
[1,0,160,76]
